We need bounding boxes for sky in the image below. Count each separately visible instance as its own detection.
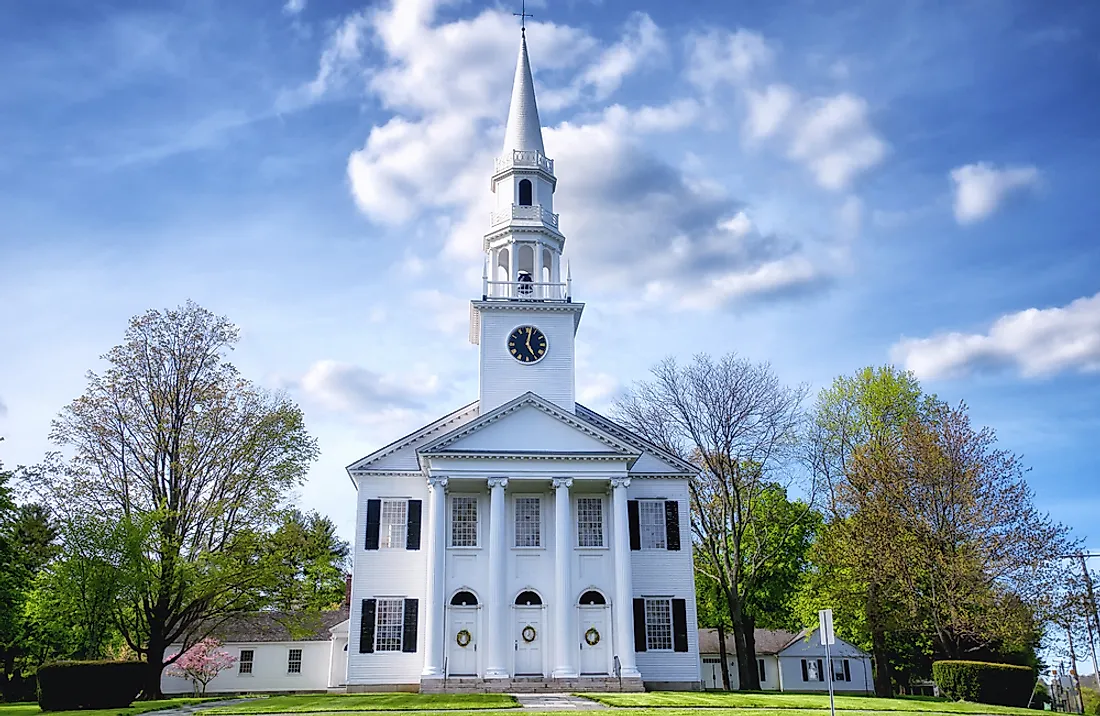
[2,0,1100,571]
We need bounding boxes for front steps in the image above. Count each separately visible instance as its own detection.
[420,675,644,693]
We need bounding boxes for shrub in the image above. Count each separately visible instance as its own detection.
[37,660,145,711]
[932,660,1035,707]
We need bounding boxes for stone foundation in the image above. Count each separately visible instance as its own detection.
[419,675,645,693]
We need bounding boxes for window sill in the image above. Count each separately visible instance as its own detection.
[512,546,545,550]
[448,545,481,550]
[575,545,608,551]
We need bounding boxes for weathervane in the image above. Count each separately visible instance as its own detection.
[513,0,533,34]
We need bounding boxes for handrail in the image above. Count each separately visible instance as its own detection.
[482,280,569,301]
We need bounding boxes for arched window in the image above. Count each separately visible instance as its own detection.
[515,590,542,606]
[579,590,606,605]
[450,590,479,606]
[518,179,533,206]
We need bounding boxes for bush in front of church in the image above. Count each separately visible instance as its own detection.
[37,660,145,710]
[932,660,1035,707]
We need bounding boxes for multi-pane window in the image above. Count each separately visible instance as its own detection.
[375,598,405,652]
[758,658,766,682]
[577,497,603,547]
[833,659,847,681]
[287,648,302,674]
[451,497,478,547]
[379,500,408,549]
[644,598,673,651]
[806,659,820,681]
[515,497,541,547]
[639,500,667,550]
[238,649,254,674]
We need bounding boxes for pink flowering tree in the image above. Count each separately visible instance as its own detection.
[164,638,237,695]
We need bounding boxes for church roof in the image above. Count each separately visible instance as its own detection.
[345,401,480,478]
[574,404,698,475]
[501,34,545,156]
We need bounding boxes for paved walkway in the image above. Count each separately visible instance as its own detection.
[140,698,256,716]
[513,693,606,710]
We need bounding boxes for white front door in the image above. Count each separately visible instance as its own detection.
[447,608,478,676]
[578,606,609,675]
[702,657,722,689]
[514,608,543,676]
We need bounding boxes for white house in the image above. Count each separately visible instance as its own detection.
[699,628,873,694]
[162,610,350,695]
[343,28,701,694]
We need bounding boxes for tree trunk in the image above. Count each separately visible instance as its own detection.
[744,614,760,690]
[867,585,893,698]
[144,638,166,700]
[726,593,760,691]
[717,623,732,690]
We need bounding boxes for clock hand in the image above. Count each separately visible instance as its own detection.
[526,333,533,353]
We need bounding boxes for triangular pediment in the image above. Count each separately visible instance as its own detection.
[574,404,698,476]
[346,401,480,475]
[418,392,639,459]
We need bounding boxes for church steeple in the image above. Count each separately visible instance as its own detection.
[502,34,545,155]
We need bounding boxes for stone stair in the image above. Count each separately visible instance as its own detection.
[420,675,644,694]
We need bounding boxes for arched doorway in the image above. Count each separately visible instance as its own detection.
[447,590,479,676]
[513,590,544,676]
[578,589,610,675]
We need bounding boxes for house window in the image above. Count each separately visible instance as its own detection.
[577,497,603,547]
[451,496,478,547]
[238,649,254,675]
[833,658,850,681]
[379,499,408,549]
[644,597,673,651]
[375,598,406,652]
[287,648,302,674]
[515,497,541,547]
[803,658,823,682]
[639,500,667,550]
[758,658,766,682]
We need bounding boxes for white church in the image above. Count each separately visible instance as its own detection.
[343,30,702,693]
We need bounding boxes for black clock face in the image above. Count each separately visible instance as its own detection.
[508,325,547,363]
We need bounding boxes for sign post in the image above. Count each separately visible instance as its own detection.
[819,609,836,716]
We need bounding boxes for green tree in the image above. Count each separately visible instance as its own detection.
[616,354,812,691]
[267,509,351,613]
[33,301,319,698]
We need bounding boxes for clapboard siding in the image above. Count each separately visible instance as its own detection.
[479,308,576,412]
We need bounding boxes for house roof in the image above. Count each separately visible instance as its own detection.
[202,609,349,643]
[698,627,800,656]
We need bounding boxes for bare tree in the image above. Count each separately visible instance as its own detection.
[615,354,810,690]
[36,301,319,697]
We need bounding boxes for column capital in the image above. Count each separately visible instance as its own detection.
[551,477,573,489]
[487,477,509,490]
[610,477,631,489]
[427,476,449,489]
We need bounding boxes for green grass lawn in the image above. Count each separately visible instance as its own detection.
[202,694,518,714]
[0,698,215,716]
[582,693,1038,716]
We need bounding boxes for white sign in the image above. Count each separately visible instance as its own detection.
[818,608,836,646]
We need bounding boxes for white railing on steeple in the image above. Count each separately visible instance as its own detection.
[494,150,554,175]
[483,280,569,301]
[490,204,559,229]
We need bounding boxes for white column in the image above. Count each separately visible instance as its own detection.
[485,477,510,678]
[551,478,576,678]
[421,477,448,678]
[534,243,544,296]
[611,477,641,678]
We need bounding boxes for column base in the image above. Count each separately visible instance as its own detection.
[421,667,444,678]
[551,667,579,679]
[618,667,641,679]
[483,669,510,679]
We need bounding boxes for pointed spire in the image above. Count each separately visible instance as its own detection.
[501,33,545,156]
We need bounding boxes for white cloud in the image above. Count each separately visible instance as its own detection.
[686,28,774,91]
[837,195,863,241]
[412,289,470,334]
[950,162,1040,225]
[283,0,306,16]
[787,93,888,191]
[743,84,795,142]
[580,13,666,100]
[577,372,620,406]
[299,360,441,414]
[0,397,7,418]
[891,292,1100,379]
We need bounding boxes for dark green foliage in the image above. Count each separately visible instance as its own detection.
[932,660,1035,707]
[37,660,145,710]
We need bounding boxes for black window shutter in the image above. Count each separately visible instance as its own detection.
[664,501,681,551]
[801,659,808,682]
[628,500,640,551]
[817,659,824,682]
[359,599,376,653]
[759,658,766,681]
[402,598,419,653]
[406,500,422,550]
[365,499,381,550]
[632,598,647,652]
[844,659,851,682]
[672,598,689,652]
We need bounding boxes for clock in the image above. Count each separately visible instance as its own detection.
[507,325,547,363]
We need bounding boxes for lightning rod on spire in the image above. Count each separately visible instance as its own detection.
[513,0,533,34]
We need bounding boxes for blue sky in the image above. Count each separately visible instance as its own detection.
[2,0,1099,571]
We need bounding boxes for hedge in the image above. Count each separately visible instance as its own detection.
[37,660,146,711]
[932,660,1035,707]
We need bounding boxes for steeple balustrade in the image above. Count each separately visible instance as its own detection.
[484,279,569,301]
[490,204,560,228]
[494,149,555,175]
